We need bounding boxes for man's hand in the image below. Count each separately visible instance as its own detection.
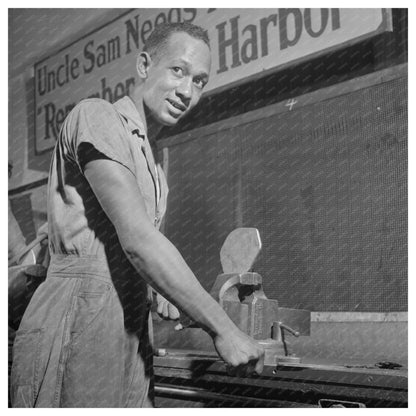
[213,329,265,376]
[156,292,180,320]
[84,160,265,371]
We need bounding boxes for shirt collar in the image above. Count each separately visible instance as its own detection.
[113,96,146,135]
[114,96,160,196]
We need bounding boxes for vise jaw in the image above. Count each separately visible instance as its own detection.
[210,228,311,365]
[210,272,279,341]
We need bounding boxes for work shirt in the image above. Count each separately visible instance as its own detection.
[11,96,168,408]
[48,95,168,256]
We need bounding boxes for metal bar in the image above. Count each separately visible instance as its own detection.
[155,368,407,407]
[154,385,310,407]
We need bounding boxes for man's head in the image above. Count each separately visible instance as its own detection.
[137,22,211,127]
[143,22,210,63]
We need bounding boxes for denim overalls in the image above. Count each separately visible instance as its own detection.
[11,97,168,407]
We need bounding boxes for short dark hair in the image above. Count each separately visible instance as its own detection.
[144,22,210,59]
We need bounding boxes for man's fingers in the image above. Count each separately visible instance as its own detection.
[245,360,257,377]
[158,299,180,320]
[162,301,169,318]
[254,352,264,375]
[168,303,180,320]
[226,362,258,378]
[157,301,164,315]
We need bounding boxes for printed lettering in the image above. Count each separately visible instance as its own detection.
[304,9,329,38]
[279,8,303,50]
[96,44,106,67]
[331,9,341,30]
[260,14,277,57]
[168,8,181,23]
[107,37,121,62]
[241,24,258,64]
[125,14,140,54]
[155,12,166,26]
[183,9,197,22]
[141,20,153,44]
[70,58,79,80]
[83,40,95,74]
[43,102,57,140]
[216,16,242,74]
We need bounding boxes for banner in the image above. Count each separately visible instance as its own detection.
[34,8,392,153]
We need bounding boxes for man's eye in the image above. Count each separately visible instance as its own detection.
[194,77,206,89]
[172,67,183,75]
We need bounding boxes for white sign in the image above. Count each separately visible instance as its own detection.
[34,8,392,153]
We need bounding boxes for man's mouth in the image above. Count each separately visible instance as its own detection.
[167,99,187,112]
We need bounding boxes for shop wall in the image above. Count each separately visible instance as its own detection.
[160,66,407,312]
[8,9,128,238]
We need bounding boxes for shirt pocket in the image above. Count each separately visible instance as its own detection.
[11,328,46,407]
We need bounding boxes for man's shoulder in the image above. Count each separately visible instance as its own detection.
[74,98,115,113]
[68,98,122,126]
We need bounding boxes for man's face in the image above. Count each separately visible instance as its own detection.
[142,32,211,126]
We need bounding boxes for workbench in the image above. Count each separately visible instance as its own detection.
[152,321,407,408]
[153,349,407,408]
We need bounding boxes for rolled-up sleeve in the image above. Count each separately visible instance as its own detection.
[63,99,136,176]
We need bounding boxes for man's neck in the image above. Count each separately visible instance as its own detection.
[131,87,163,148]
[145,106,163,148]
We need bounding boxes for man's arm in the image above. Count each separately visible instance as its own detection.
[84,158,264,372]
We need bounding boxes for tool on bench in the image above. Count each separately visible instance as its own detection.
[210,228,311,365]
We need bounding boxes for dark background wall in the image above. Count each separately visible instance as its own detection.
[158,9,407,312]
[160,68,407,312]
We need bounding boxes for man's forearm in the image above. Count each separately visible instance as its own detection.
[122,229,237,338]
[83,159,238,338]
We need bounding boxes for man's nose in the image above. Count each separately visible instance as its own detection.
[176,77,192,105]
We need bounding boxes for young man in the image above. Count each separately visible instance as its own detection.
[11,22,264,408]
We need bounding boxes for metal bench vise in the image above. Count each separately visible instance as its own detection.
[210,228,311,366]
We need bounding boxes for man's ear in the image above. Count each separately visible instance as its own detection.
[136,52,152,79]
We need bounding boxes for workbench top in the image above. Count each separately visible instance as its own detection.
[153,349,407,408]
